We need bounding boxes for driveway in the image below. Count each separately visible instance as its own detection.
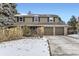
[44,36,79,56]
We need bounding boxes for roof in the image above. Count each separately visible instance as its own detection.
[14,14,59,17]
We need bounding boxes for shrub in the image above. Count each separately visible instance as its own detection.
[0,26,23,42]
[22,26,31,37]
[37,26,44,38]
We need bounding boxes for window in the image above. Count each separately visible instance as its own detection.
[47,17,53,22]
[20,17,23,21]
[50,20,53,21]
[35,16,38,21]
[17,17,24,22]
[49,17,53,22]
[32,16,40,22]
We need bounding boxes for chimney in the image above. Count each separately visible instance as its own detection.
[28,11,32,15]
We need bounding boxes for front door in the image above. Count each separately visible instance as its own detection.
[29,26,37,36]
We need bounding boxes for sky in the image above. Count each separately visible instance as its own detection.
[16,3,79,23]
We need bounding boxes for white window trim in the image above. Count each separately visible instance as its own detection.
[19,17,23,22]
[49,17,53,22]
[34,15,39,22]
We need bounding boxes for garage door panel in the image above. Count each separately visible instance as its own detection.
[44,27,53,35]
[55,27,64,35]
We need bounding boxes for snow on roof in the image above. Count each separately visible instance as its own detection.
[14,13,58,17]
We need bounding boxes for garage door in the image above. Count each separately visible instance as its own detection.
[44,27,53,35]
[55,27,64,35]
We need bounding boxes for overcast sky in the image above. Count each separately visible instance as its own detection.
[16,3,79,23]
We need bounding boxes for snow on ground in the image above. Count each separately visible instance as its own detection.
[68,34,79,39]
[0,38,49,56]
[1,35,79,56]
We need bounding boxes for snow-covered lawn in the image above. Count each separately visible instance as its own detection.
[68,34,79,39]
[0,38,49,56]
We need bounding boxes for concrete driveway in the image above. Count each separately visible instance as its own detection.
[44,36,79,56]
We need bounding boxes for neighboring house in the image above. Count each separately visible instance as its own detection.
[76,17,79,34]
[14,13,68,35]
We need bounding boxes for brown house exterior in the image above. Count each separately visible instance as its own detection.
[14,13,68,35]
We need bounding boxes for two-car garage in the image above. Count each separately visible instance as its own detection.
[44,26,67,35]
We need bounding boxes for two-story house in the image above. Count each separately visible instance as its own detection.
[14,13,68,35]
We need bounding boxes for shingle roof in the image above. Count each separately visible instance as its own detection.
[14,14,58,17]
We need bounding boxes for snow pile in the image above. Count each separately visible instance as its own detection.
[68,34,79,39]
[0,38,49,56]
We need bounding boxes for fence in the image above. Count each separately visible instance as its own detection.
[0,26,23,42]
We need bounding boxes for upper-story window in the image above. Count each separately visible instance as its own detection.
[20,17,23,21]
[32,15,40,22]
[47,17,53,22]
[17,17,25,22]
[34,16,38,21]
